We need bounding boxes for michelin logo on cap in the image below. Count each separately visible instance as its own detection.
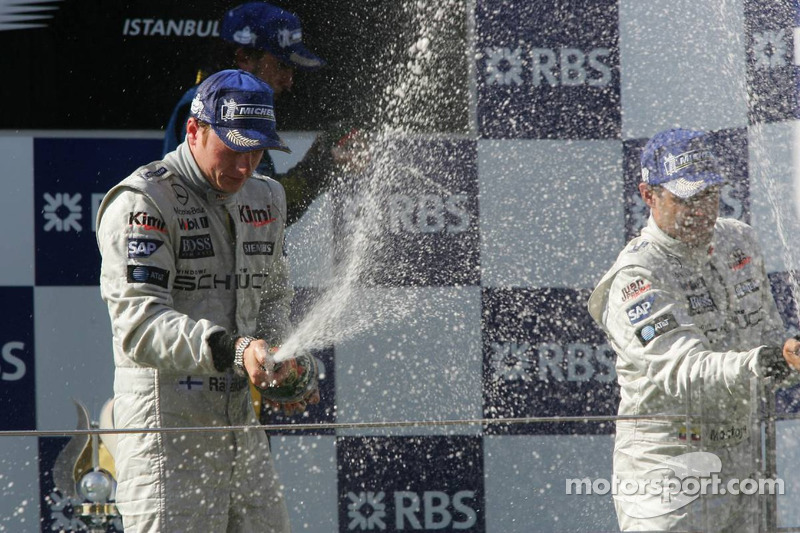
[233,26,258,46]
[220,98,275,121]
[663,149,715,177]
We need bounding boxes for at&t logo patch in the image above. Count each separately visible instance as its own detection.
[127,265,170,289]
[636,313,678,346]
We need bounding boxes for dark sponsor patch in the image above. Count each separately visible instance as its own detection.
[178,234,215,259]
[735,308,764,328]
[686,290,716,316]
[144,166,168,178]
[243,241,274,256]
[127,265,170,288]
[734,278,760,298]
[676,275,706,292]
[636,313,678,346]
[127,238,164,258]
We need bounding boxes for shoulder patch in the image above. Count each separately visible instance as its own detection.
[625,294,655,325]
[620,278,652,303]
[636,313,678,346]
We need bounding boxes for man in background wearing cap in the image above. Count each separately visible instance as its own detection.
[163,1,358,227]
[97,69,316,532]
[588,128,800,531]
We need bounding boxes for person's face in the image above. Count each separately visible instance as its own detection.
[186,119,264,194]
[244,51,295,97]
[639,183,720,246]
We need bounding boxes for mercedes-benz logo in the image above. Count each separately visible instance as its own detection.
[172,184,189,205]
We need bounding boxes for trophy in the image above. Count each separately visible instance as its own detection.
[50,398,121,532]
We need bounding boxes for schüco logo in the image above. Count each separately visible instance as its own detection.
[484,45,613,87]
[345,490,478,531]
[1,342,26,381]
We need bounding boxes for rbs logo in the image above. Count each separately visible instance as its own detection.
[532,47,612,87]
[346,490,477,530]
[388,193,469,234]
[1,342,26,381]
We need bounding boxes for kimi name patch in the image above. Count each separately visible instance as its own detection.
[636,313,678,346]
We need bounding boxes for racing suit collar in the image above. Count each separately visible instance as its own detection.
[641,215,715,266]
[164,142,238,206]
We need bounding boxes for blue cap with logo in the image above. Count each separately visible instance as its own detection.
[220,2,325,70]
[190,69,290,153]
[640,128,725,199]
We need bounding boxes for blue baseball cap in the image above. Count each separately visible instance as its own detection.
[640,128,725,199]
[190,69,290,153]
[220,2,325,70]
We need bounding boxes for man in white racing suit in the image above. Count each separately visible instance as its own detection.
[587,128,800,531]
[97,69,316,532]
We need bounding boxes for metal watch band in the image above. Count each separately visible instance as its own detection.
[233,336,256,373]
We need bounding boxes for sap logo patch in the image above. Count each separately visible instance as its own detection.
[734,279,760,298]
[243,241,274,255]
[179,234,214,259]
[626,295,655,325]
[127,265,170,288]
[127,238,164,258]
[636,313,678,346]
[687,291,716,316]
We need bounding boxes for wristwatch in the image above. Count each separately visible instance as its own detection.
[233,336,256,374]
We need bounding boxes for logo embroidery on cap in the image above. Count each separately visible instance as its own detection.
[662,149,714,176]
[233,26,257,46]
[277,28,302,48]
[190,96,205,119]
[226,130,260,147]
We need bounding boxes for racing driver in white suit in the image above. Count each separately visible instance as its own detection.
[588,128,800,531]
[97,69,317,532]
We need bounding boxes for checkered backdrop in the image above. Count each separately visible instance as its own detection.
[4,0,800,531]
